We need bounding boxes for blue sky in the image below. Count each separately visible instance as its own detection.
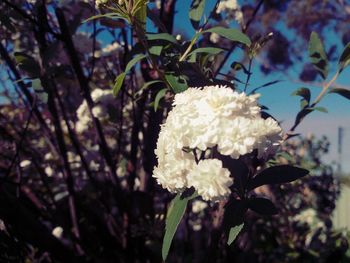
[171,0,350,171]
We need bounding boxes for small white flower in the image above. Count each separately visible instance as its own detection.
[155,0,161,9]
[188,159,233,202]
[44,153,54,160]
[192,200,208,213]
[52,226,63,238]
[0,219,6,231]
[92,105,105,118]
[96,0,108,8]
[45,166,54,177]
[20,160,31,168]
[210,33,220,43]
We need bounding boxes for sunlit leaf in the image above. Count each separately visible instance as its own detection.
[189,0,206,29]
[308,32,328,79]
[133,0,147,30]
[83,13,128,24]
[146,33,177,43]
[227,224,244,245]
[187,47,224,59]
[149,45,163,56]
[113,54,147,96]
[165,74,188,93]
[154,88,167,111]
[112,73,126,96]
[162,193,196,261]
[338,42,350,73]
[311,106,328,113]
[125,54,147,72]
[202,27,251,46]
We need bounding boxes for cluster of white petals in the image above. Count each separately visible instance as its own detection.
[75,88,115,133]
[187,159,232,201]
[216,0,243,23]
[153,85,283,201]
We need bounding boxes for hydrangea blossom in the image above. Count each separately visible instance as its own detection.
[153,85,283,201]
[187,159,233,202]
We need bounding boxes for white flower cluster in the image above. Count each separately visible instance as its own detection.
[76,88,115,133]
[153,85,283,201]
[96,0,108,8]
[216,0,243,24]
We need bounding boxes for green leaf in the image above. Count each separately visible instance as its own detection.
[113,73,126,96]
[202,27,251,46]
[308,32,328,79]
[187,47,224,58]
[162,193,196,261]
[227,223,244,245]
[125,54,147,72]
[113,54,147,96]
[146,33,177,43]
[248,165,309,190]
[154,88,167,111]
[189,0,206,29]
[31,78,48,103]
[311,106,328,113]
[14,52,41,78]
[83,13,129,23]
[165,74,188,93]
[188,53,197,63]
[292,87,311,104]
[338,42,350,73]
[329,88,350,100]
[300,99,308,109]
[134,0,147,30]
[149,45,163,56]
[231,61,250,75]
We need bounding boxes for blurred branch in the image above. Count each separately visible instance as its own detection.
[0,42,59,153]
[55,8,121,188]
[2,0,61,39]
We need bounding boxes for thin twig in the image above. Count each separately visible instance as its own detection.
[244,58,253,92]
